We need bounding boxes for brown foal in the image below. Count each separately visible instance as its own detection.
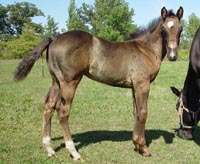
[15,7,183,160]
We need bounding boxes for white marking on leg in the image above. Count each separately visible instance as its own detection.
[43,136,51,145]
[43,136,56,157]
[65,140,81,160]
[167,21,174,28]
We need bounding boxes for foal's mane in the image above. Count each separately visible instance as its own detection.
[130,10,176,39]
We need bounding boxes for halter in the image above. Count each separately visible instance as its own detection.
[178,95,200,129]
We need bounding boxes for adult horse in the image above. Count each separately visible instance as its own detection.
[171,27,200,140]
[15,7,183,160]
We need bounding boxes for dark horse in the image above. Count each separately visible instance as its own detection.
[14,7,183,160]
[171,27,200,140]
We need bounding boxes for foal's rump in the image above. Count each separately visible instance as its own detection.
[47,31,92,82]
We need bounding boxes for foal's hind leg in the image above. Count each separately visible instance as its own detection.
[42,82,59,157]
[57,78,82,161]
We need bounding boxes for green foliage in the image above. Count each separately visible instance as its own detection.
[66,0,89,31]
[43,15,59,39]
[0,4,14,35]
[67,0,137,41]
[180,13,200,50]
[178,13,200,60]
[91,0,136,41]
[179,19,187,50]
[186,13,200,42]
[0,2,44,37]
[0,25,42,59]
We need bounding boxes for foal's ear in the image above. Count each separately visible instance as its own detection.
[176,6,184,20]
[161,7,168,21]
[170,86,181,97]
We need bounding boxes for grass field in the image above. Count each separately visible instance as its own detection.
[1,59,200,164]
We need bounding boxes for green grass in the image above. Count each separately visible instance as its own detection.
[1,59,200,164]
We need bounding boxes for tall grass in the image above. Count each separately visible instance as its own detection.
[0,60,200,164]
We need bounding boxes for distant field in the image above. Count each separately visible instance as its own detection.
[1,59,200,164]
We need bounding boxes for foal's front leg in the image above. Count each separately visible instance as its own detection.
[132,80,151,156]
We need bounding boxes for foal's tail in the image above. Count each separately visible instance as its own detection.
[14,38,52,81]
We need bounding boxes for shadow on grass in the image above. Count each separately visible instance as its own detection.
[53,129,175,152]
[193,126,200,145]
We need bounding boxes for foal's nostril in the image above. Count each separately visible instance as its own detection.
[168,53,177,61]
[167,47,178,61]
[169,55,177,61]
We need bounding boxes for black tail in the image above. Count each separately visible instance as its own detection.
[14,38,52,81]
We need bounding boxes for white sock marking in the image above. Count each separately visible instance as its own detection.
[65,140,81,160]
[43,136,56,157]
[43,136,51,145]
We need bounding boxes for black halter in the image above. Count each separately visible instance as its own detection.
[178,95,200,129]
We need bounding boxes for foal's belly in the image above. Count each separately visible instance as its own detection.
[86,62,132,88]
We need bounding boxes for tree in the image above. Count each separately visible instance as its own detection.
[43,15,59,38]
[89,0,136,41]
[185,13,200,45]
[67,0,136,41]
[0,2,44,37]
[179,19,187,49]
[0,4,14,35]
[180,13,200,50]
[66,0,89,31]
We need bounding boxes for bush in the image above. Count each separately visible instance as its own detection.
[0,26,42,59]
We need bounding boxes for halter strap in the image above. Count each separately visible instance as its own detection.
[178,96,200,129]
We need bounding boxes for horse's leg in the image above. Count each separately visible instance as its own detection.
[42,81,60,157]
[132,90,140,152]
[132,79,151,157]
[57,78,82,161]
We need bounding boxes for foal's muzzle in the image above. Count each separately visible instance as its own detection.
[167,47,178,61]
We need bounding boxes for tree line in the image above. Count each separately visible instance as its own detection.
[0,0,200,59]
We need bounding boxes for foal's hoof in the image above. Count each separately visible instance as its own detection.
[78,157,84,162]
[135,146,151,157]
[48,153,57,158]
[142,151,152,157]
[73,157,84,162]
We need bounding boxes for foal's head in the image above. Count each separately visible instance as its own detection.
[161,7,183,61]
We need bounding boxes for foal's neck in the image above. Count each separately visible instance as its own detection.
[148,21,166,61]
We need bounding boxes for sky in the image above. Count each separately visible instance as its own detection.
[1,0,200,31]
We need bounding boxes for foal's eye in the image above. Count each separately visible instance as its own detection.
[161,27,167,36]
[177,27,183,37]
[179,26,183,33]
